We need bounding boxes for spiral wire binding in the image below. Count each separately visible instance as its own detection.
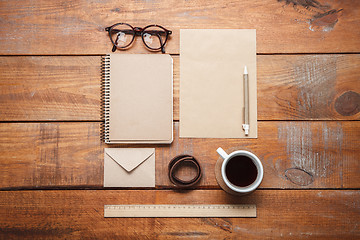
[100,55,110,143]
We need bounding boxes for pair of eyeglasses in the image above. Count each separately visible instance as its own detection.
[105,23,172,53]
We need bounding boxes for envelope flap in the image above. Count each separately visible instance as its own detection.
[105,148,155,172]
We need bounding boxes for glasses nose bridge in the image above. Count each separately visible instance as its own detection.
[133,27,144,35]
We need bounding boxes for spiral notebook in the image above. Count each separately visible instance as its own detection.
[102,54,173,144]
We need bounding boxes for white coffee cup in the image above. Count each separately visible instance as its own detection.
[216,147,264,195]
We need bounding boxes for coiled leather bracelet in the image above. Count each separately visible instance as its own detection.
[168,155,202,187]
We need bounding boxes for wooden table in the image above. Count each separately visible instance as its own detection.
[0,0,359,239]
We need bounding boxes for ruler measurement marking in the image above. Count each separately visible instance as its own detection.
[104,204,256,218]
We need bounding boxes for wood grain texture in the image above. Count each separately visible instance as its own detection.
[0,121,358,189]
[0,0,359,55]
[0,56,101,121]
[0,190,359,239]
[0,55,359,121]
[1,1,359,238]
[0,122,103,189]
[258,54,360,120]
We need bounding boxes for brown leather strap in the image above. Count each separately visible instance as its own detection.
[168,155,202,188]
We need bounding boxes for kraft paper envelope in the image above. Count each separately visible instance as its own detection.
[180,29,257,138]
[104,148,155,187]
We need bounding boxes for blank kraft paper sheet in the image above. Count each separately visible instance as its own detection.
[180,29,257,138]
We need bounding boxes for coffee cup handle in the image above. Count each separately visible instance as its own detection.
[216,147,229,159]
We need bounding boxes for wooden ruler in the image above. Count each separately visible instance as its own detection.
[104,204,256,218]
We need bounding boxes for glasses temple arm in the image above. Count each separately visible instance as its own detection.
[145,30,167,36]
[155,33,165,53]
[106,28,135,35]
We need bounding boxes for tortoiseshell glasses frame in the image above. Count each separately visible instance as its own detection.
[105,23,172,53]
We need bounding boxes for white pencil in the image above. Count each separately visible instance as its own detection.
[242,66,249,136]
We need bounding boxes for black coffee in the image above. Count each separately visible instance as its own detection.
[225,155,258,187]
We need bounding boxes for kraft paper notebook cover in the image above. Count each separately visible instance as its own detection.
[180,29,257,138]
[102,54,173,144]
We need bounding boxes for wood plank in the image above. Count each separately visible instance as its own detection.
[0,0,359,55]
[0,122,104,189]
[0,190,358,239]
[0,121,358,189]
[258,54,360,120]
[0,56,101,121]
[158,121,360,189]
[1,55,359,121]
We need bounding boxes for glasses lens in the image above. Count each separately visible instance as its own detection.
[110,24,134,48]
[142,26,167,50]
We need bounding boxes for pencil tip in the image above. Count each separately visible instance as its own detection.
[244,66,248,74]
